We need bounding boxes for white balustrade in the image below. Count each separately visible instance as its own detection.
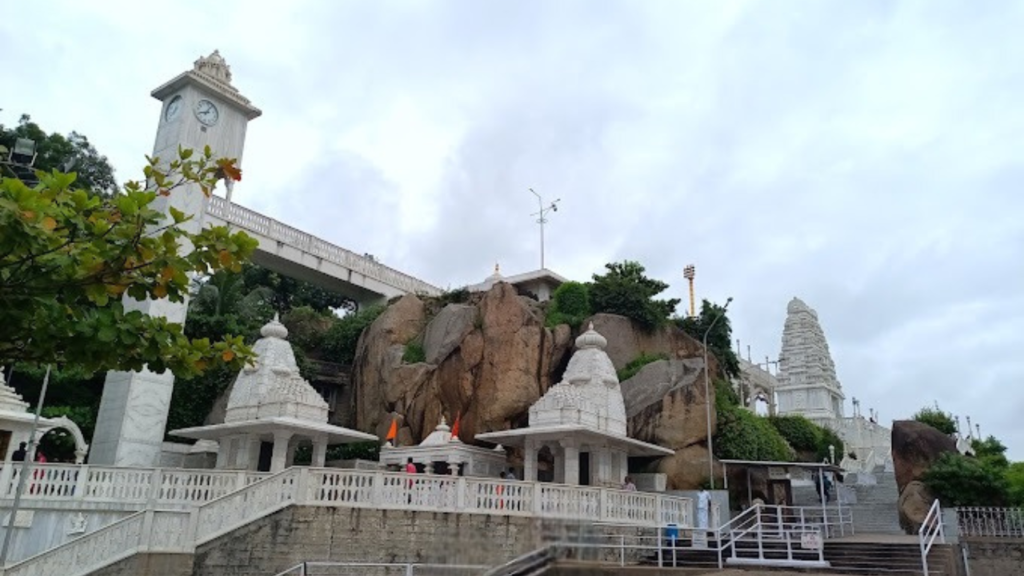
[205,196,441,295]
[957,506,1024,538]
[0,464,268,508]
[1,466,692,576]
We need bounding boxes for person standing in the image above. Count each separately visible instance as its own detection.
[11,442,26,462]
[697,488,711,529]
[622,476,637,491]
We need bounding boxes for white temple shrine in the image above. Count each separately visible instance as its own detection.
[379,416,508,477]
[170,315,377,472]
[477,323,673,486]
[0,369,89,464]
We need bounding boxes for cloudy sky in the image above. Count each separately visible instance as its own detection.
[3,2,1022,455]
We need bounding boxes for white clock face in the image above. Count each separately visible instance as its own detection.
[194,99,220,127]
[164,95,183,122]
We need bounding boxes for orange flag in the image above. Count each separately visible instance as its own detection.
[450,411,461,439]
[385,418,398,441]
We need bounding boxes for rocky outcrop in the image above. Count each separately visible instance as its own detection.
[351,283,718,489]
[891,420,958,533]
[892,420,958,493]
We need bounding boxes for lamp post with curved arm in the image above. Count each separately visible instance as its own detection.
[703,297,732,490]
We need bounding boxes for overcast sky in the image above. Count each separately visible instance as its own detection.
[3,1,1022,456]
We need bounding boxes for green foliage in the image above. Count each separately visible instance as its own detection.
[241,265,354,313]
[282,306,336,354]
[1006,462,1024,506]
[715,379,740,411]
[437,287,471,306]
[402,342,426,364]
[924,452,1009,507]
[1,114,117,195]
[675,299,741,378]
[714,405,793,462]
[39,405,96,462]
[912,406,957,435]
[330,441,380,461]
[617,352,668,382]
[589,261,679,331]
[768,415,846,462]
[0,147,256,377]
[971,435,1010,469]
[323,305,386,365]
[545,281,592,328]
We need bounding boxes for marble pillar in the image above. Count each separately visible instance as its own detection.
[523,439,537,482]
[312,435,328,467]
[561,438,579,486]
[270,431,292,473]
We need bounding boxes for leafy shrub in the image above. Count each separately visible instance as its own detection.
[675,299,741,378]
[589,261,679,331]
[714,406,793,462]
[322,305,386,364]
[437,287,471,306]
[282,305,335,354]
[913,406,957,435]
[545,281,592,328]
[617,352,669,381]
[403,342,426,363]
[924,452,1009,507]
[715,379,740,411]
[768,415,846,463]
[769,415,821,453]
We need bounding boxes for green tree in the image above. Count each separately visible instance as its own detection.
[715,405,793,462]
[912,405,957,436]
[676,299,741,378]
[545,281,592,328]
[972,435,1010,470]
[1005,462,1024,506]
[0,146,256,377]
[241,265,354,313]
[0,114,117,195]
[322,305,387,365]
[924,452,1009,507]
[589,261,679,331]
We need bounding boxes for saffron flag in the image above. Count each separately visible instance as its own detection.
[385,418,397,441]
[450,411,461,439]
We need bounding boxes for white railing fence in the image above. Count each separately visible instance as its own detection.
[274,561,492,576]
[957,506,1024,538]
[205,197,441,295]
[1,467,691,576]
[0,463,268,507]
[919,499,946,576]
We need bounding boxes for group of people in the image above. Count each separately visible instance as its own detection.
[11,442,47,464]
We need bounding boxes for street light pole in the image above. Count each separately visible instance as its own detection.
[529,188,560,270]
[0,364,52,567]
[703,297,732,490]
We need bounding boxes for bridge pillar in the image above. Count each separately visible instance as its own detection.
[90,51,261,466]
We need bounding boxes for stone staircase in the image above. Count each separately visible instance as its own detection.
[792,467,904,535]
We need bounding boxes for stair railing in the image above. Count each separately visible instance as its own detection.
[480,545,554,576]
[919,498,946,576]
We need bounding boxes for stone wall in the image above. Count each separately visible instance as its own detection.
[92,553,194,576]
[192,507,543,576]
[964,537,1024,576]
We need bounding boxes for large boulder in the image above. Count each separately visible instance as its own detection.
[621,358,713,451]
[898,481,936,533]
[351,285,718,490]
[891,420,958,492]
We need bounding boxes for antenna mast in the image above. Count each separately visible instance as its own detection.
[529,188,560,270]
[683,264,696,317]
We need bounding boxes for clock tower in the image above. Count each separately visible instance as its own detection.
[90,51,262,467]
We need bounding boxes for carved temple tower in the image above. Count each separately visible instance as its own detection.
[775,297,845,426]
[90,51,262,466]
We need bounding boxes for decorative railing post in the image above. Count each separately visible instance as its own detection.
[0,465,13,498]
[532,483,543,516]
[294,468,310,505]
[599,488,608,522]
[140,508,156,553]
[455,477,467,511]
[74,466,90,501]
[147,468,164,507]
[372,471,384,508]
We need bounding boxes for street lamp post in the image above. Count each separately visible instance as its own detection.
[0,364,52,567]
[702,297,732,490]
[528,188,560,270]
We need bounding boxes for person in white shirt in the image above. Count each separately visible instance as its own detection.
[697,488,711,529]
[622,476,637,491]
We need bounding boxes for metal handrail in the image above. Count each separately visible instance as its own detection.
[919,499,945,576]
[480,546,554,576]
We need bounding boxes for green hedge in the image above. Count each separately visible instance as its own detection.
[715,406,793,462]
[545,281,591,328]
[322,305,386,364]
[617,352,668,381]
[768,415,846,462]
